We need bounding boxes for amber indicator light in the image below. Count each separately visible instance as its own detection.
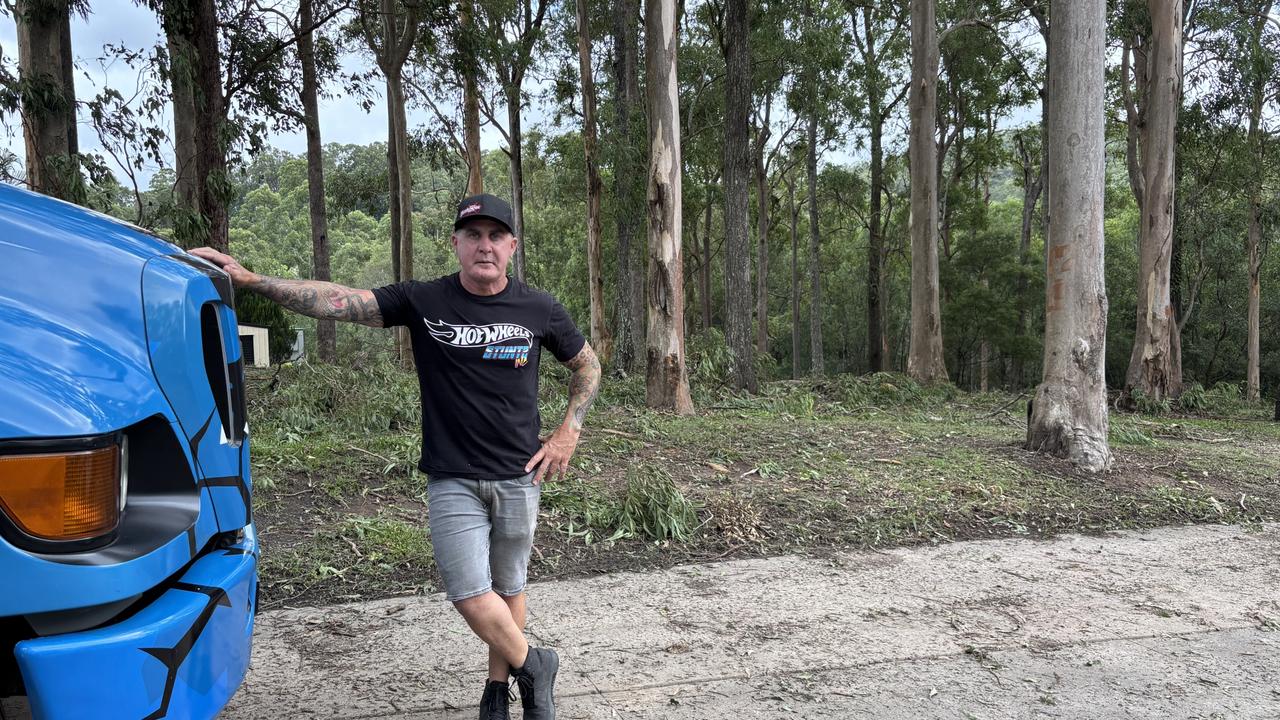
[0,446,120,541]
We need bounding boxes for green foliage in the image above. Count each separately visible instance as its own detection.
[250,361,420,437]
[1204,382,1248,414]
[686,327,735,387]
[614,466,700,543]
[1130,388,1172,416]
[1177,382,1208,412]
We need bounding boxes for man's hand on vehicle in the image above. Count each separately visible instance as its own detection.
[189,247,259,287]
[525,424,580,484]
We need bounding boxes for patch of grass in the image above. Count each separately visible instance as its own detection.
[259,512,433,607]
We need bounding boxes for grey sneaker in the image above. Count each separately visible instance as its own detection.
[479,679,511,720]
[513,647,559,720]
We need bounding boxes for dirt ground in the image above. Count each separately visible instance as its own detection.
[250,382,1280,610]
[222,523,1280,719]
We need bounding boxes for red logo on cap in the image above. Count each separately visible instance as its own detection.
[460,202,482,217]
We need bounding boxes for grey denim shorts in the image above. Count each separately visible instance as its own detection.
[427,472,541,602]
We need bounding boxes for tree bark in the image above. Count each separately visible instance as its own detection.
[806,112,823,378]
[611,0,645,373]
[788,176,801,379]
[461,0,483,195]
[723,0,756,392]
[387,107,401,284]
[1244,11,1267,404]
[1124,0,1183,403]
[166,30,199,219]
[1026,0,1112,473]
[643,0,694,415]
[190,0,229,251]
[906,0,948,384]
[15,0,80,201]
[576,0,612,362]
[299,0,335,362]
[701,194,714,330]
[754,109,771,357]
[865,39,887,374]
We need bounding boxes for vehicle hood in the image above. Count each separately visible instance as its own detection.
[0,184,179,438]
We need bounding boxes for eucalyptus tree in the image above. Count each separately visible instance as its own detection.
[575,0,612,360]
[787,0,844,377]
[151,0,230,249]
[1118,0,1185,403]
[609,0,645,373]
[845,0,910,374]
[748,0,801,359]
[907,0,948,384]
[1026,0,1111,472]
[474,0,551,283]
[358,0,424,363]
[9,0,84,200]
[719,0,757,392]
[644,0,694,414]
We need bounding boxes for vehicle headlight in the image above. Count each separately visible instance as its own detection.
[0,441,121,542]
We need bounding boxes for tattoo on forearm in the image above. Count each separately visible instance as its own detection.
[250,277,383,327]
[564,344,601,431]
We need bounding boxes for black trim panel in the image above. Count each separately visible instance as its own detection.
[139,582,232,720]
[168,254,234,308]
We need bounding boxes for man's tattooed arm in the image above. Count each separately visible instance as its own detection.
[562,343,602,432]
[247,277,384,328]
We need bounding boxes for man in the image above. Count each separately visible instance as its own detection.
[192,193,600,720]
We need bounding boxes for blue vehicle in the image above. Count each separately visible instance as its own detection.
[0,184,258,720]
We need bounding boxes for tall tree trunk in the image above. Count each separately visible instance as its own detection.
[907,0,948,384]
[388,72,413,365]
[643,0,694,414]
[1244,12,1267,404]
[387,107,401,284]
[461,0,483,195]
[367,0,420,366]
[701,195,713,330]
[576,0,612,362]
[505,85,527,282]
[723,0,756,392]
[806,113,823,378]
[15,0,80,201]
[788,177,801,379]
[611,0,645,373]
[1124,0,1183,403]
[867,88,886,373]
[166,31,199,220]
[299,0,335,362]
[190,0,229,251]
[1026,0,1111,473]
[754,121,771,357]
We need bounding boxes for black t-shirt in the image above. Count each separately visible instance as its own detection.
[372,273,586,479]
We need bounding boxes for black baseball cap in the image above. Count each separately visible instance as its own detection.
[453,193,515,234]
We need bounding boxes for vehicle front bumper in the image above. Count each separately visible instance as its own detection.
[14,526,258,720]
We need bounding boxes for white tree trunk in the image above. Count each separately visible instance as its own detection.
[907,0,948,384]
[643,0,693,415]
[1124,0,1183,403]
[1025,0,1111,473]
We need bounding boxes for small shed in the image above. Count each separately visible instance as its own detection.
[238,324,271,368]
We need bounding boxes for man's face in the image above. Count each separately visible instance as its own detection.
[451,218,517,287]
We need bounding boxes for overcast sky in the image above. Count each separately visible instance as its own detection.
[0,4,503,187]
[0,5,1055,191]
